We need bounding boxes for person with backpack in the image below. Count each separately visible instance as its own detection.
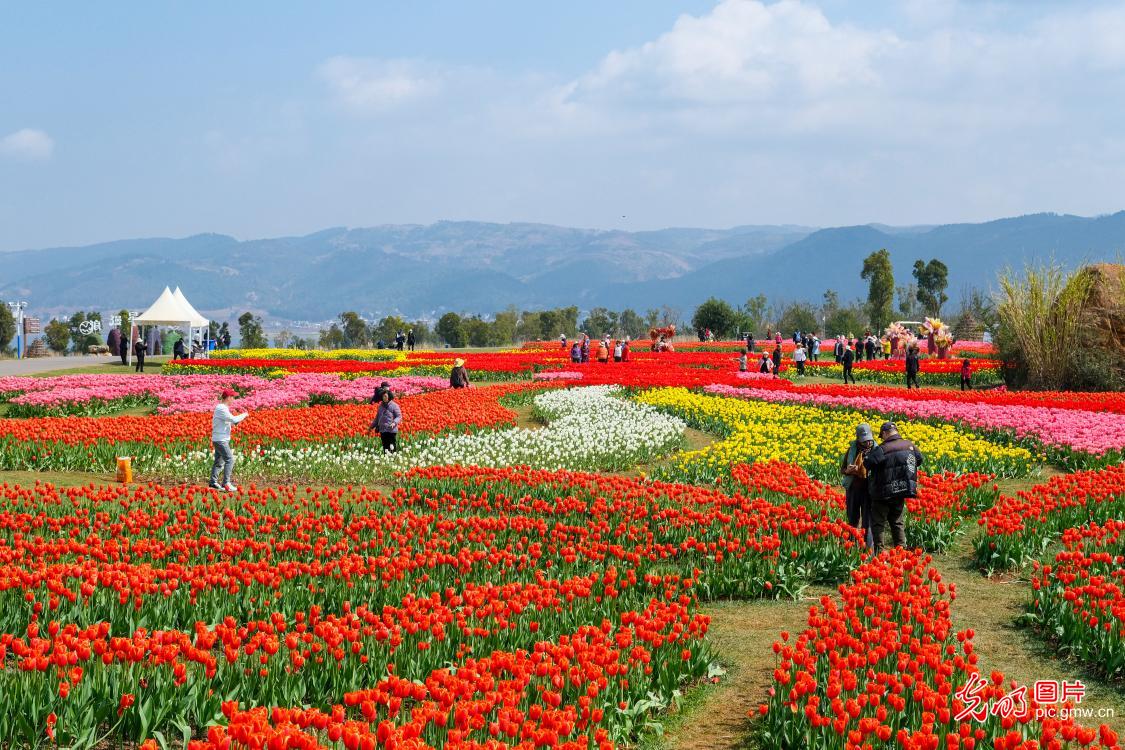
[905,346,921,389]
[842,343,856,384]
[368,388,403,453]
[863,422,924,554]
[841,423,875,550]
[209,388,250,491]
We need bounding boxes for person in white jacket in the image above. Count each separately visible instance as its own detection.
[209,388,250,491]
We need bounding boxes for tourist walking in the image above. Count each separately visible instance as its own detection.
[406,330,416,352]
[960,358,972,391]
[842,343,856,384]
[905,346,920,389]
[133,337,147,372]
[622,338,630,361]
[811,335,820,361]
[570,342,581,364]
[841,423,876,550]
[368,389,402,453]
[793,343,807,377]
[834,337,844,363]
[863,422,924,554]
[209,388,249,492]
[771,344,782,377]
[119,336,128,366]
[613,340,624,362]
[738,348,748,372]
[450,358,471,388]
[882,337,891,359]
[864,335,876,362]
[560,333,567,350]
[581,337,590,363]
[596,339,610,363]
[173,336,187,360]
[759,351,773,374]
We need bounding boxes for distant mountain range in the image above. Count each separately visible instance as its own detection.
[2,213,1123,323]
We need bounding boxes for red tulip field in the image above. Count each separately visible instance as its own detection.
[0,341,1121,749]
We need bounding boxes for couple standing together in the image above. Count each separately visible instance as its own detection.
[841,421,924,553]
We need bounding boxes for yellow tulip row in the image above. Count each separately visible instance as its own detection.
[635,388,1033,481]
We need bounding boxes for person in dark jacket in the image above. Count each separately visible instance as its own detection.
[863,422,924,553]
[905,346,920,389]
[842,344,856,384]
[367,389,402,453]
[173,337,187,360]
[450,358,470,388]
[107,327,121,361]
[570,342,581,363]
[960,358,972,391]
[119,336,129,366]
[841,423,875,550]
[133,338,147,372]
[771,344,782,377]
[864,336,876,361]
[406,330,416,352]
[834,338,845,363]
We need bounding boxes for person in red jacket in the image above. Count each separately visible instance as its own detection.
[960,358,972,391]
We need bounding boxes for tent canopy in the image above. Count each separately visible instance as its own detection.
[172,287,209,327]
[135,286,207,327]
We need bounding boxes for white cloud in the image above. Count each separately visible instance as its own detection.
[0,129,54,161]
[318,56,446,114]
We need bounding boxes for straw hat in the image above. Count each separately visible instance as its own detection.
[453,358,465,367]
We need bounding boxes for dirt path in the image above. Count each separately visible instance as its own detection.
[930,537,1125,735]
[653,588,836,750]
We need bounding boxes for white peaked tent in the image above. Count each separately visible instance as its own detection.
[135,286,211,357]
[172,287,208,327]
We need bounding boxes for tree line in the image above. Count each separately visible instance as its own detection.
[689,251,993,340]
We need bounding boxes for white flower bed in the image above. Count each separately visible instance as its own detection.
[153,386,685,482]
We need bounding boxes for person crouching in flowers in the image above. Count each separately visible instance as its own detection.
[209,388,249,492]
[863,421,924,554]
[368,389,402,453]
[841,423,875,550]
[450,358,471,388]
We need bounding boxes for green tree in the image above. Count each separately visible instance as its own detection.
[912,259,950,316]
[492,306,519,344]
[861,249,895,331]
[691,297,737,337]
[371,315,408,345]
[463,315,492,347]
[436,312,467,347]
[273,329,293,348]
[738,294,770,336]
[67,311,103,352]
[238,312,267,348]
[776,301,819,336]
[0,301,14,353]
[825,303,867,339]
[318,323,346,350]
[618,309,646,339]
[338,311,369,348]
[516,311,543,342]
[45,319,71,353]
[582,308,617,337]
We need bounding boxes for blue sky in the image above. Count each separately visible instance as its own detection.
[2,0,1123,250]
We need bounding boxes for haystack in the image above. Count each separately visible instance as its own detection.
[1080,263,1125,366]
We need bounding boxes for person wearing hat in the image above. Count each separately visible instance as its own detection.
[368,388,402,453]
[450,358,471,388]
[840,423,876,550]
[793,340,807,376]
[863,421,924,553]
[209,388,250,491]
